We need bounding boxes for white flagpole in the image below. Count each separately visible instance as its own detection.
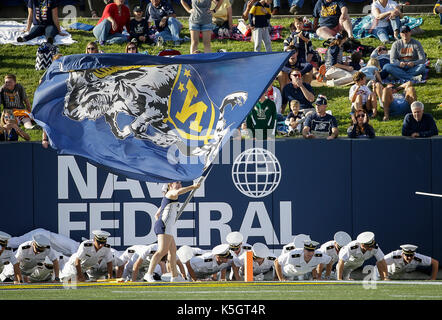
[415,191,442,198]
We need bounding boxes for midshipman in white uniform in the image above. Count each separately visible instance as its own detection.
[281,234,311,254]
[233,242,276,280]
[0,231,22,283]
[60,230,113,282]
[224,231,252,280]
[336,231,389,280]
[185,244,233,281]
[316,231,352,279]
[275,240,332,281]
[373,244,439,280]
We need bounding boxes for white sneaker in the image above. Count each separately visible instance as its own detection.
[326,79,335,87]
[145,273,157,283]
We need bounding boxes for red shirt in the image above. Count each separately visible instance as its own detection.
[97,3,130,35]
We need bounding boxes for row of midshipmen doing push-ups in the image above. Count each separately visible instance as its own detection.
[0,230,439,283]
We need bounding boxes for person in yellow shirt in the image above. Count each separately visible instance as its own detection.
[211,0,233,38]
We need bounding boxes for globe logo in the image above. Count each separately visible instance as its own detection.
[231,148,282,198]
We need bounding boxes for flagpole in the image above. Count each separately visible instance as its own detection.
[175,164,214,222]
[415,191,442,198]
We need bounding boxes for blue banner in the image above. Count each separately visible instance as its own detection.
[32,52,291,182]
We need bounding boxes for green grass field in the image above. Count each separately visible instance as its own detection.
[1,281,442,300]
[1,14,441,142]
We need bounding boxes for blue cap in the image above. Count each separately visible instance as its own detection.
[400,25,411,33]
[314,95,327,106]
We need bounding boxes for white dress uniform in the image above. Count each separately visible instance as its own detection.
[185,245,232,281]
[120,244,159,280]
[281,234,311,254]
[86,248,125,280]
[277,247,332,280]
[14,236,58,276]
[339,237,385,280]
[319,241,340,264]
[60,239,113,281]
[373,246,432,280]
[0,231,17,281]
[233,243,276,281]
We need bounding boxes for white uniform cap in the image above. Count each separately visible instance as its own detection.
[44,256,54,265]
[0,231,11,246]
[303,240,319,250]
[176,245,194,263]
[226,232,243,246]
[400,244,418,254]
[334,231,352,247]
[161,184,168,193]
[92,230,110,241]
[32,234,50,248]
[252,243,270,259]
[294,234,311,249]
[212,244,231,258]
[356,231,375,245]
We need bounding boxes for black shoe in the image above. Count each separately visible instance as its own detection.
[47,37,54,44]
[17,36,24,42]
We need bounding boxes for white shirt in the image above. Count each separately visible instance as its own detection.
[119,244,157,264]
[68,240,113,269]
[339,240,385,264]
[384,250,432,275]
[318,240,340,265]
[15,241,57,270]
[267,86,282,114]
[188,252,231,279]
[278,248,331,277]
[233,251,276,275]
[281,242,296,255]
[0,247,17,269]
[227,243,252,266]
[349,84,372,106]
[371,0,399,28]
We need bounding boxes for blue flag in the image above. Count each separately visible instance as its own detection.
[32,52,291,182]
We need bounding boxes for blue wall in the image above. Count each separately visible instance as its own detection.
[0,138,441,261]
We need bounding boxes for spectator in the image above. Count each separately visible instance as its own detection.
[285,99,307,136]
[249,0,272,52]
[181,0,222,54]
[284,18,314,64]
[93,0,130,45]
[148,0,184,46]
[349,51,362,71]
[125,42,138,53]
[42,130,49,148]
[278,45,314,89]
[313,0,353,40]
[246,92,277,140]
[402,101,438,138]
[242,0,259,21]
[349,71,377,123]
[17,0,66,43]
[0,109,30,142]
[360,58,383,82]
[288,0,308,15]
[266,83,282,115]
[370,45,390,69]
[0,74,33,130]
[324,31,355,87]
[383,25,427,82]
[211,0,233,38]
[373,81,416,121]
[302,95,339,140]
[130,5,154,45]
[371,0,403,44]
[281,68,315,114]
[85,41,99,53]
[347,109,376,139]
[435,1,442,44]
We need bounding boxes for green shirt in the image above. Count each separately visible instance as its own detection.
[246,98,277,139]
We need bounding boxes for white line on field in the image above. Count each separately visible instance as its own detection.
[111,290,305,294]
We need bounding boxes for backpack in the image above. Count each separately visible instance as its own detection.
[35,42,59,70]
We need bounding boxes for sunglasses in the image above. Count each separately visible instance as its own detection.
[4,115,14,120]
[356,114,365,119]
[291,74,301,78]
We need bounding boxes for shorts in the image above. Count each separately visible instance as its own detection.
[189,22,214,32]
[154,219,166,235]
[389,98,410,116]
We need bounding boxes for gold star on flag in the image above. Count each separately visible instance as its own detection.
[184,69,191,77]
[178,82,185,92]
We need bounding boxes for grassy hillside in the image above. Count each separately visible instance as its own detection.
[0,14,441,141]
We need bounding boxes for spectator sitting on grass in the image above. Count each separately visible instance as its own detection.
[246,92,277,140]
[125,42,138,53]
[360,58,383,82]
[0,74,34,130]
[0,109,30,142]
[93,0,130,45]
[129,5,154,45]
[349,71,378,123]
[373,81,416,121]
[401,101,438,138]
[371,0,402,44]
[211,0,233,38]
[382,25,427,82]
[313,0,353,40]
[347,109,375,139]
[285,99,308,136]
[281,68,315,114]
[147,0,184,46]
[302,95,339,140]
[324,31,356,87]
[278,45,314,90]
